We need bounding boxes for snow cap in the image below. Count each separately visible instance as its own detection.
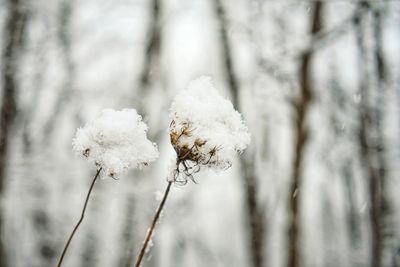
[169,76,250,182]
[73,109,159,177]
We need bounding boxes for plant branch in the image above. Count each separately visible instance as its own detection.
[56,167,102,267]
[134,181,172,267]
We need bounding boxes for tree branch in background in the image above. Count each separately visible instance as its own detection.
[0,0,28,266]
[308,3,369,52]
[119,0,162,266]
[134,0,162,120]
[42,0,74,144]
[135,0,162,139]
[356,2,391,267]
[134,0,164,144]
[326,65,363,261]
[287,3,323,267]
[138,0,161,94]
[371,5,396,265]
[213,1,265,267]
[20,13,49,153]
[262,3,369,87]
[214,0,239,107]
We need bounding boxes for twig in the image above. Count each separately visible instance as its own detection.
[56,168,102,267]
[133,181,172,267]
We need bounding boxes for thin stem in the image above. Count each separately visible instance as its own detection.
[56,168,102,267]
[134,181,173,267]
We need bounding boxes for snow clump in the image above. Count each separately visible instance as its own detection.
[169,76,250,182]
[73,109,159,177]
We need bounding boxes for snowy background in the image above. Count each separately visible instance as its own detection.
[0,0,399,267]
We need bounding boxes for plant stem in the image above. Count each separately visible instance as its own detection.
[134,181,172,267]
[56,168,102,267]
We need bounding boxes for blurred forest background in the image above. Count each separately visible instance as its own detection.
[0,0,399,267]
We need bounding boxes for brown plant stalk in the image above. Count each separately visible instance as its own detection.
[56,168,102,267]
[134,180,172,267]
[134,121,205,266]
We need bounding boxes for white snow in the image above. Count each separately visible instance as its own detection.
[72,108,159,177]
[169,76,250,176]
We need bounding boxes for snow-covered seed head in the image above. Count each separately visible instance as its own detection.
[169,76,251,184]
[72,109,159,178]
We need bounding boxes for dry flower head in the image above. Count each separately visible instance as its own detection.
[168,76,251,184]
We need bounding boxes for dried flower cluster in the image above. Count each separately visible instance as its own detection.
[72,109,159,177]
[169,76,251,183]
[66,77,251,267]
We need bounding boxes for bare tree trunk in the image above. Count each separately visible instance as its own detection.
[327,67,363,254]
[20,15,48,153]
[133,0,164,145]
[241,153,265,267]
[42,0,74,143]
[134,0,162,119]
[138,0,161,95]
[19,2,74,266]
[373,5,398,265]
[354,2,395,266]
[119,0,162,266]
[287,3,322,267]
[370,7,385,267]
[354,2,390,267]
[213,1,265,267]
[0,0,28,266]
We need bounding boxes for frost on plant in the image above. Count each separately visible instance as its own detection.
[169,76,251,183]
[72,109,159,177]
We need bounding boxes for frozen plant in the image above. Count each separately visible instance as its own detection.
[72,108,159,178]
[169,76,251,183]
[57,108,158,267]
[133,76,250,267]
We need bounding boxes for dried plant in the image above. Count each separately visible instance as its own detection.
[133,76,250,267]
[57,109,158,267]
